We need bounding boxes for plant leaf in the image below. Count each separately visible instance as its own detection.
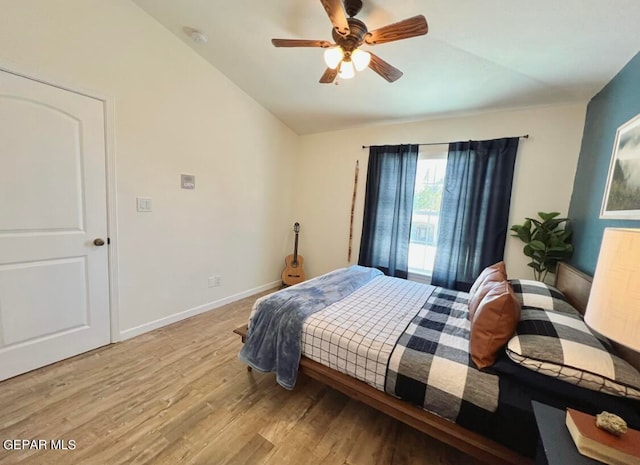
[529,240,546,251]
[527,262,543,272]
[523,245,534,257]
[538,211,560,221]
[544,218,568,231]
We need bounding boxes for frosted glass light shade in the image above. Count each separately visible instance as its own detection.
[584,228,640,351]
[352,48,371,71]
[338,59,355,79]
[323,47,344,69]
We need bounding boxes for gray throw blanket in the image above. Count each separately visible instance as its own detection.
[238,265,382,389]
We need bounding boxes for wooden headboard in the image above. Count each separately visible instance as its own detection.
[555,262,640,372]
[554,262,593,315]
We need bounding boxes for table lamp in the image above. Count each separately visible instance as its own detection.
[584,228,640,352]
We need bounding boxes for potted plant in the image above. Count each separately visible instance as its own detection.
[510,212,573,282]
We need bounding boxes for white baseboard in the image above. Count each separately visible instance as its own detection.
[119,280,280,341]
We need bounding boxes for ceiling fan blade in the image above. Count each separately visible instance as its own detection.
[319,67,338,84]
[319,0,350,37]
[364,15,428,45]
[272,39,332,48]
[368,53,403,83]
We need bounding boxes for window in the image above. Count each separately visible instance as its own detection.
[408,147,447,277]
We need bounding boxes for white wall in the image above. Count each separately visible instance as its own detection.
[0,0,298,336]
[0,0,588,343]
[294,104,587,281]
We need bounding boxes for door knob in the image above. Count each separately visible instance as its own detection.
[93,238,105,247]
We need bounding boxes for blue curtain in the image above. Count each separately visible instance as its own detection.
[431,138,519,291]
[358,144,419,278]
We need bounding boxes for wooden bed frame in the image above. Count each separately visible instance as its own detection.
[233,263,637,465]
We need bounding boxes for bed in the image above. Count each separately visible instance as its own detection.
[234,262,640,465]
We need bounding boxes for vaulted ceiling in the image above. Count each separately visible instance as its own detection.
[133,0,640,135]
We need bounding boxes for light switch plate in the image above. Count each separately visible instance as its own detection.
[137,197,152,212]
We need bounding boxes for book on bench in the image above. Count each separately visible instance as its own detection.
[565,408,640,465]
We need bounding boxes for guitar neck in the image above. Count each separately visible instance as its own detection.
[292,231,299,264]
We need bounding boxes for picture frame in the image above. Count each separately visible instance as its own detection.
[600,112,640,219]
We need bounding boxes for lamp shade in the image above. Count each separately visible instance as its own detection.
[584,228,640,352]
[338,59,355,79]
[323,46,344,69]
[351,48,371,71]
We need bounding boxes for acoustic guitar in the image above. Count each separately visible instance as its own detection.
[282,222,306,286]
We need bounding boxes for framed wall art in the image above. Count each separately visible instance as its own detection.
[601,113,640,219]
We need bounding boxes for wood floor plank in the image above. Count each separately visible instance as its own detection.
[0,289,490,465]
[346,412,398,465]
[221,432,274,465]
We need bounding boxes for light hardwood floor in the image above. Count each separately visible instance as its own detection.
[0,290,485,465]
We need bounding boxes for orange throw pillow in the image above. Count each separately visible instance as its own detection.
[468,261,507,320]
[470,280,521,369]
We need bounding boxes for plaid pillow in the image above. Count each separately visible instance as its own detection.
[508,279,579,315]
[506,308,640,399]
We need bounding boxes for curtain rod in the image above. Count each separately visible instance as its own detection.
[361,134,529,149]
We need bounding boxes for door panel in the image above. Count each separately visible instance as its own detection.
[0,258,89,346]
[0,97,84,232]
[0,69,110,380]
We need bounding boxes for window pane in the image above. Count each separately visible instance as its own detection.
[409,153,447,276]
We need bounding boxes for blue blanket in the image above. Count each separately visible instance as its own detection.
[238,265,382,389]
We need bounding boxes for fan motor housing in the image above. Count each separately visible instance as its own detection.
[332,17,368,52]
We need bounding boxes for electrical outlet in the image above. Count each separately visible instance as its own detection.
[208,276,222,288]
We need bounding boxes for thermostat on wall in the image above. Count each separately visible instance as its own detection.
[181,174,195,189]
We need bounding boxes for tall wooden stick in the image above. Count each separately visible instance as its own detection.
[348,160,359,262]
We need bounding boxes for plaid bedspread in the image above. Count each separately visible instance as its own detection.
[244,272,501,423]
[302,275,436,391]
[385,287,499,421]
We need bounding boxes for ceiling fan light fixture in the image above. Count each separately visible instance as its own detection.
[323,46,344,69]
[351,48,371,71]
[338,59,355,79]
[271,3,428,84]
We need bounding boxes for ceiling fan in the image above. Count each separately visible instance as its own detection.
[271,0,428,84]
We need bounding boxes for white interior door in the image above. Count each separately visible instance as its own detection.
[0,69,110,380]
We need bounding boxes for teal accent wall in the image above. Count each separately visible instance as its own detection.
[568,52,640,275]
